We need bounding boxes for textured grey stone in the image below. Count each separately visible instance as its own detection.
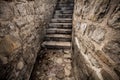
[0,1,13,20]
[87,25,96,37]
[14,17,28,27]
[0,55,8,64]
[80,23,87,35]
[0,35,21,56]
[73,0,120,80]
[103,40,120,64]
[114,66,120,78]
[0,0,57,80]
[56,70,65,79]
[108,12,120,29]
[91,27,106,43]
[16,3,28,16]
[75,22,81,31]
[108,4,120,30]
[103,40,120,55]
[87,53,101,68]
[89,71,101,80]
[101,69,118,80]
[92,0,110,22]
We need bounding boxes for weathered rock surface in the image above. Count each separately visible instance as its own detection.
[0,0,57,80]
[30,50,75,80]
[72,0,120,80]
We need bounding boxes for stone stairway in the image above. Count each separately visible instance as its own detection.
[42,0,74,49]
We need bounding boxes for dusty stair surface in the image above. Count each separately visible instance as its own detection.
[30,1,75,80]
[42,0,74,50]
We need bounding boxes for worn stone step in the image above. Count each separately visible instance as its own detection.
[58,1,74,3]
[42,41,71,49]
[49,23,72,26]
[48,23,72,29]
[51,18,72,23]
[55,10,73,14]
[56,7,73,10]
[48,25,72,29]
[46,28,72,34]
[45,34,71,41]
[58,2,74,4]
[58,3,74,7]
[54,14,73,18]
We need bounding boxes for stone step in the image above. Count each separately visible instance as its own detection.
[55,10,73,14]
[42,41,71,49]
[58,3,74,7]
[51,18,72,23]
[48,23,72,29]
[41,0,74,50]
[49,23,72,26]
[58,1,74,3]
[45,34,71,41]
[58,2,74,4]
[48,25,72,29]
[56,7,73,10]
[46,28,72,34]
[54,14,73,18]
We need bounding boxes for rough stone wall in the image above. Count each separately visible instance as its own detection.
[0,0,56,80]
[72,0,120,80]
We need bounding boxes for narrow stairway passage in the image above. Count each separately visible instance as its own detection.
[0,0,119,80]
[42,0,74,49]
[30,0,74,80]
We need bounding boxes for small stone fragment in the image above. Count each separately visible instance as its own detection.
[0,35,21,56]
[56,58,63,64]
[56,70,64,79]
[17,61,24,70]
[64,54,71,58]
[101,69,119,80]
[64,67,71,76]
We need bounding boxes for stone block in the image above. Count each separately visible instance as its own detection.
[75,22,81,31]
[26,15,34,23]
[87,52,101,68]
[89,71,101,80]
[75,37,87,54]
[91,27,106,43]
[27,2,34,15]
[88,0,110,22]
[14,17,28,28]
[101,69,119,80]
[0,55,8,64]
[17,61,24,70]
[96,50,115,67]
[83,40,95,51]
[0,1,13,20]
[75,5,82,17]
[103,40,120,63]
[114,66,120,78]
[16,0,27,2]
[16,3,28,16]
[0,35,21,56]
[108,5,120,30]
[80,23,87,35]
[87,25,96,37]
